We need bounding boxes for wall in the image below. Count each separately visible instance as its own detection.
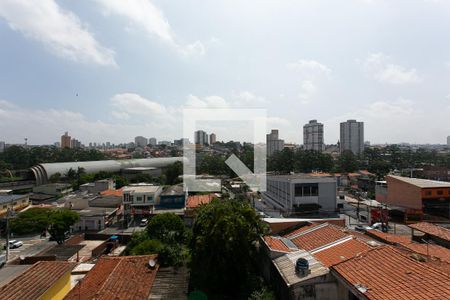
[40,270,72,300]
[386,176,422,209]
[318,181,337,212]
[0,195,30,215]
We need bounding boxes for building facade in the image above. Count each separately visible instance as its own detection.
[195,130,208,146]
[267,129,285,157]
[149,137,157,146]
[303,120,324,151]
[61,132,71,148]
[209,133,216,144]
[0,141,5,152]
[262,175,337,215]
[123,184,163,216]
[339,120,364,155]
[0,194,30,216]
[135,136,148,148]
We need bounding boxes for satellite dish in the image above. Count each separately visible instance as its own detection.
[148,259,156,268]
[19,255,25,261]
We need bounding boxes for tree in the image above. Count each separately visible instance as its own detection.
[65,168,77,180]
[338,150,359,173]
[147,213,186,244]
[112,175,128,189]
[165,161,183,185]
[48,209,80,244]
[48,172,62,183]
[190,199,268,297]
[9,208,52,235]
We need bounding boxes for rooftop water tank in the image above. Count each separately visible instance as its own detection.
[295,258,310,277]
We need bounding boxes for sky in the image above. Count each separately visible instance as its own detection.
[0,0,449,145]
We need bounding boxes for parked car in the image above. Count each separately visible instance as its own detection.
[139,219,148,227]
[3,240,23,249]
[355,225,372,232]
[0,254,6,268]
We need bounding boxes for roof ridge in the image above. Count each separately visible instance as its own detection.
[310,235,353,254]
[288,222,328,239]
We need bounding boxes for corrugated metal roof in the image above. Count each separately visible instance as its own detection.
[0,194,27,204]
[388,175,450,188]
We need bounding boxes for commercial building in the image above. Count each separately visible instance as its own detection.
[70,138,81,149]
[195,130,208,146]
[134,136,148,148]
[33,183,73,196]
[123,184,163,216]
[382,175,450,220]
[339,120,364,155]
[149,137,157,146]
[303,120,324,151]
[157,184,186,209]
[61,132,71,148]
[267,129,284,157]
[262,174,337,216]
[0,261,76,300]
[209,133,216,144]
[0,194,30,216]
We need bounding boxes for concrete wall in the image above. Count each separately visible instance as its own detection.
[318,181,337,212]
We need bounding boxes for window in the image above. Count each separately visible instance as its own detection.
[136,196,143,202]
[294,183,319,197]
[436,190,443,196]
[425,191,432,196]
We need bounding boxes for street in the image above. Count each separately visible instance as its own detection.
[1,235,56,263]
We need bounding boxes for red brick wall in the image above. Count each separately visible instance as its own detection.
[386,176,422,209]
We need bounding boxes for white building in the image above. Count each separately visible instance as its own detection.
[266,129,284,157]
[79,179,115,194]
[123,184,163,216]
[303,120,324,151]
[149,137,157,146]
[340,119,364,155]
[0,141,5,153]
[135,136,148,148]
[262,174,337,215]
[447,136,450,148]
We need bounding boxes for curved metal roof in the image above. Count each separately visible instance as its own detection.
[31,157,184,185]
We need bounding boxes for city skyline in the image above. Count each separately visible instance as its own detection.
[1,1,450,144]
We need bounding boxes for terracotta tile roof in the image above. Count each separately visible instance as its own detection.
[0,261,76,300]
[186,194,215,209]
[263,236,293,252]
[312,238,371,267]
[100,188,124,197]
[366,229,411,245]
[64,255,159,300]
[331,246,450,300]
[409,222,450,242]
[290,224,349,251]
[281,223,318,238]
[366,229,450,267]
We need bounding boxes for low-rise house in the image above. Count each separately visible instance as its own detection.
[185,194,215,220]
[33,183,72,196]
[0,194,30,216]
[157,184,185,209]
[72,207,118,231]
[64,255,159,300]
[79,179,115,194]
[409,222,450,249]
[330,246,450,300]
[0,261,76,300]
[123,184,163,217]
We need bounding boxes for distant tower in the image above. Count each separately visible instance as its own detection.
[303,120,324,151]
[209,133,216,145]
[266,129,284,156]
[61,132,71,148]
[340,120,364,155]
[24,138,28,147]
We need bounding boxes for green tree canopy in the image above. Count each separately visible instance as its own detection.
[165,161,183,185]
[147,213,186,244]
[190,199,268,297]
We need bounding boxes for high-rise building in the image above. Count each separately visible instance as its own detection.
[195,130,208,146]
[70,138,81,149]
[0,141,5,153]
[209,133,216,145]
[135,136,148,148]
[61,132,71,148]
[447,136,450,148]
[266,129,284,157]
[303,120,324,151]
[149,137,157,146]
[340,120,364,155]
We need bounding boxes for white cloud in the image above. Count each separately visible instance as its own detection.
[111,111,130,120]
[95,0,206,56]
[287,59,332,79]
[298,80,317,104]
[363,53,421,84]
[186,92,267,109]
[0,0,116,66]
[111,93,167,115]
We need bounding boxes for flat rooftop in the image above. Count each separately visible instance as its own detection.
[267,174,337,182]
[388,175,450,188]
[123,184,161,193]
